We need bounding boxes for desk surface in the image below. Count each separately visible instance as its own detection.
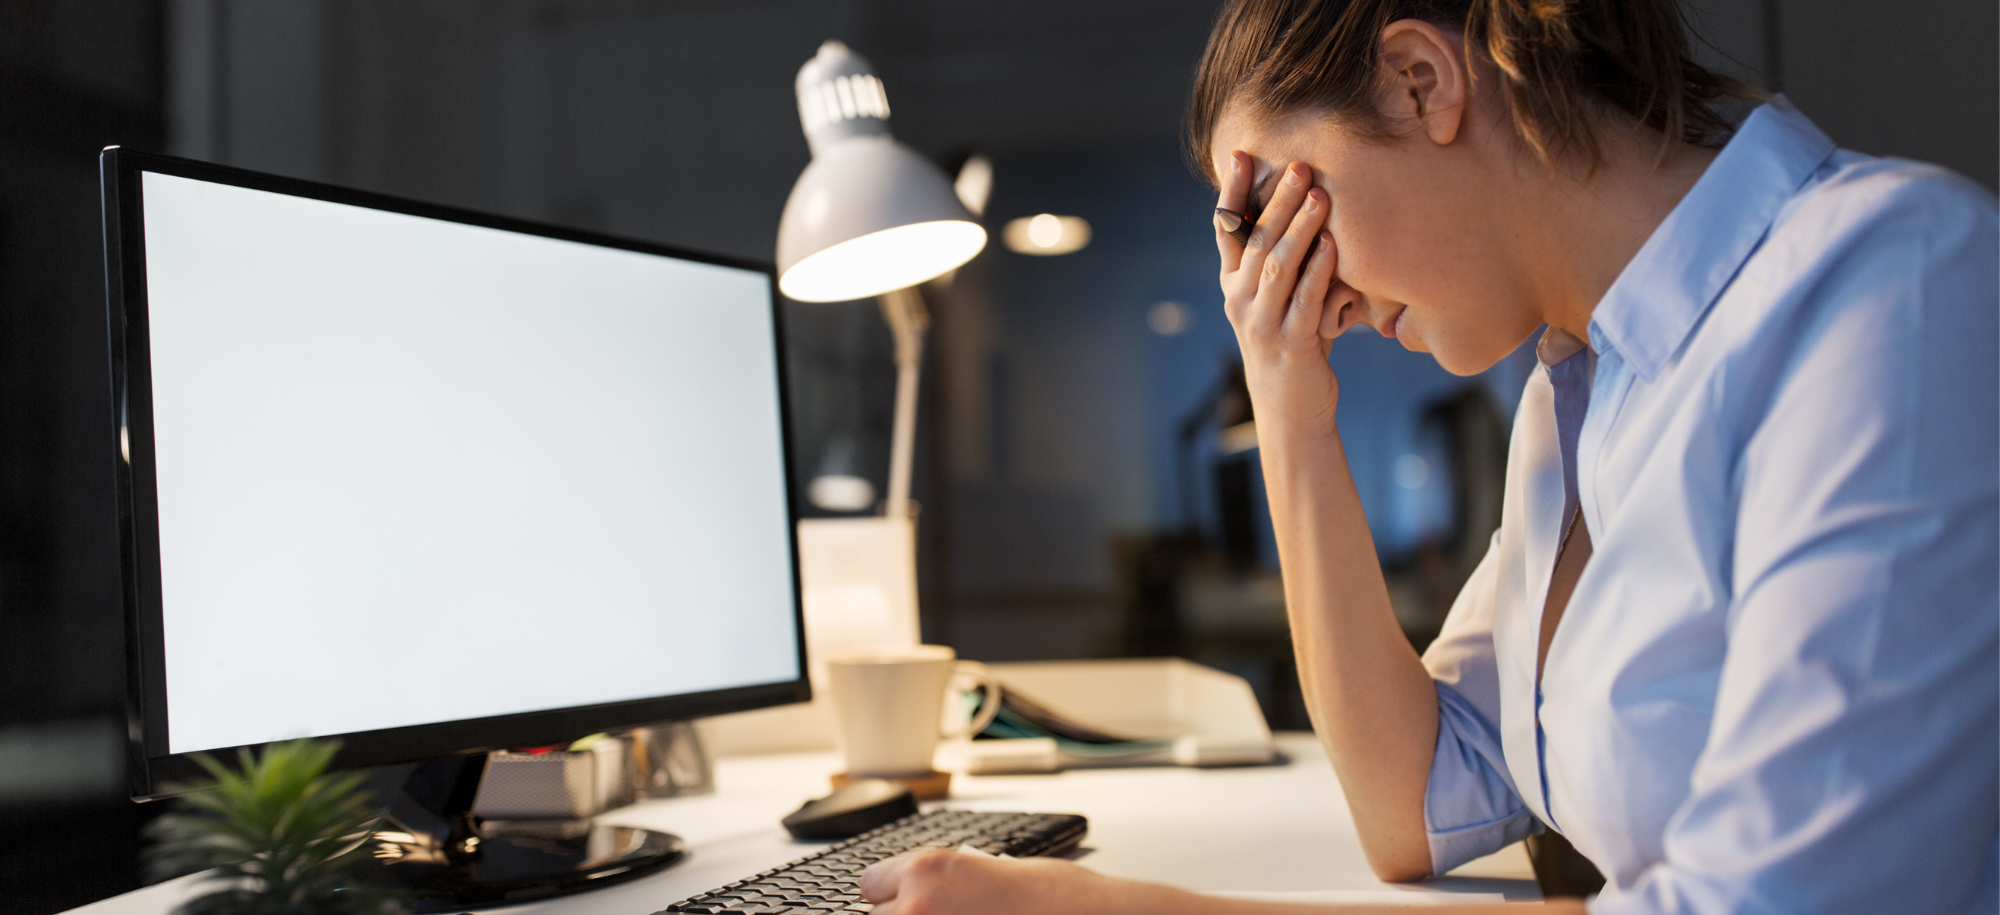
[72,734,1537,914]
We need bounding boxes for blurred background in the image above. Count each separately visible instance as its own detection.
[1,0,1992,909]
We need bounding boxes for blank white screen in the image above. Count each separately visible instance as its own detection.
[140,172,801,755]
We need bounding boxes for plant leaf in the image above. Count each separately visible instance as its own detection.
[145,739,409,914]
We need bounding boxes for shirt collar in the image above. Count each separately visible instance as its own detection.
[1587,98,1838,380]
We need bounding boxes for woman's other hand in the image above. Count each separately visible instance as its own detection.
[1216,153,1357,441]
[859,847,1180,915]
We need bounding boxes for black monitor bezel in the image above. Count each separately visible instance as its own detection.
[100,147,812,798]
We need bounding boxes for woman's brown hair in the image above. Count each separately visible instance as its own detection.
[1186,0,1758,182]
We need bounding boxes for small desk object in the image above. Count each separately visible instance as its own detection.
[70,734,1537,914]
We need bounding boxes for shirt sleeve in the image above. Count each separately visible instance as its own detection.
[1594,172,1999,914]
[1420,530,1541,874]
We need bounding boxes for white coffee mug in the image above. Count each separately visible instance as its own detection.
[825,645,1001,777]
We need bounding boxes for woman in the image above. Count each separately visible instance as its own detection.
[861,0,1999,911]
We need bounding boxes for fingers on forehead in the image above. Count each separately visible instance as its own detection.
[1248,164,1309,246]
[1295,227,1334,287]
[1268,162,1311,207]
[1217,151,1251,208]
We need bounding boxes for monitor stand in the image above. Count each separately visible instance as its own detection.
[363,754,687,911]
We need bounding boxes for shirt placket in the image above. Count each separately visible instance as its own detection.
[1534,343,1594,833]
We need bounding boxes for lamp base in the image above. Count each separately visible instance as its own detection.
[833,768,951,800]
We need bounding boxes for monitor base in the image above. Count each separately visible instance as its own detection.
[362,752,688,911]
[369,819,686,912]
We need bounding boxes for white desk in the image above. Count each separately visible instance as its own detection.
[71,733,1537,914]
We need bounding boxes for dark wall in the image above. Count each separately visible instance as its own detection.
[0,1,171,911]
[1683,0,1997,191]
[0,0,161,736]
[166,0,1223,261]
[1775,0,1997,190]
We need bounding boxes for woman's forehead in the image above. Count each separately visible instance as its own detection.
[1209,108,1320,182]
[1208,119,1274,188]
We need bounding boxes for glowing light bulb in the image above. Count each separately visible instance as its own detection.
[1028,214,1062,247]
[1002,214,1091,256]
[779,220,987,302]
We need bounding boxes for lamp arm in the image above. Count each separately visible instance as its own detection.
[879,286,929,519]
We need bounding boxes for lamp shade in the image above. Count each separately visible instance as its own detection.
[776,42,984,303]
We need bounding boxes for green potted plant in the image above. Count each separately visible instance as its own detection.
[144,739,408,915]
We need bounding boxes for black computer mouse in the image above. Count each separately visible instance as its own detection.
[781,779,919,840]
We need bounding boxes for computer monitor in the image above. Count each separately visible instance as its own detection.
[100,148,810,905]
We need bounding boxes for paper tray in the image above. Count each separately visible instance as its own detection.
[949,658,1276,774]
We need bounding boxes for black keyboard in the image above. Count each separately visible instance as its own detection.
[654,809,1088,914]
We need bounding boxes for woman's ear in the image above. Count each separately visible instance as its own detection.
[1379,19,1468,147]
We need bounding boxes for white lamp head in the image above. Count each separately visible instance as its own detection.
[776,41,986,303]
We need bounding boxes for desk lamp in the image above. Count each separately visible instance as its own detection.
[777,41,983,306]
[777,40,984,520]
[708,42,984,758]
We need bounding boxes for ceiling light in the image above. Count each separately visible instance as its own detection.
[1002,214,1090,255]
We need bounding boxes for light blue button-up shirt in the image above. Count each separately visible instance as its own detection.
[1419,100,1999,913]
